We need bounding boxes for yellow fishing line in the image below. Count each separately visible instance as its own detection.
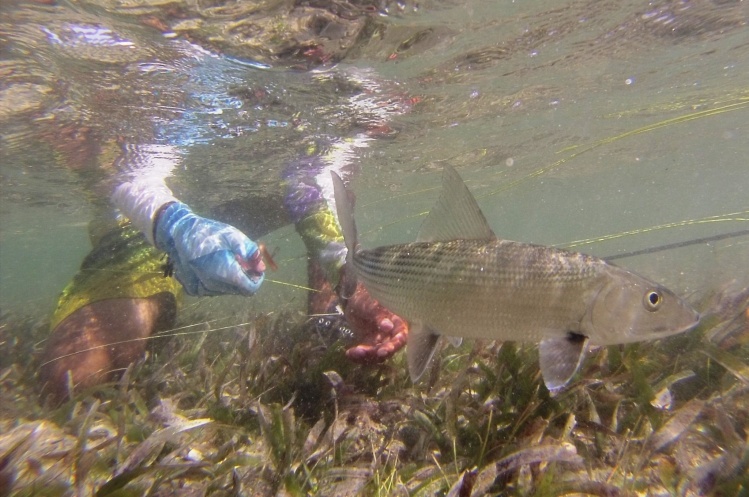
[360,211,429,238]
[355,95,749,247]
[361,186,441,208]
[481,97,749,200]
[557,98,749,154]
[559,211,749,249]
[40,321,260,367]
[264,278,321,293]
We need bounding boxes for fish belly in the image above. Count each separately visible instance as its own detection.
[354,239,607,342]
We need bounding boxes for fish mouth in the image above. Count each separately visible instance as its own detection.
[648,311,701,338]
[615,311,701,345]
[682,312,702,332]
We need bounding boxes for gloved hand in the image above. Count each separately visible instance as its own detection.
[154,202,265,296]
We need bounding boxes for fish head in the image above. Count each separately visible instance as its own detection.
[584,269,700,345]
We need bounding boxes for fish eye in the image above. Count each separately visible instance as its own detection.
[644,290,662,311]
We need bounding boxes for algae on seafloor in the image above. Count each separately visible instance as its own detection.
[1,286,748,495]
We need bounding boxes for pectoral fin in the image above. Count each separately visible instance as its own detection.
[407,321,442,382]
[539,333,588,394]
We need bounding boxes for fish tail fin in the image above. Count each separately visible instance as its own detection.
[331,171,358,299]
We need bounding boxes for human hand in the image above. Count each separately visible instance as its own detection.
[154,202,265,296]
[342,280,409,363]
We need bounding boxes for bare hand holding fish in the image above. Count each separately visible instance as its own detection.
[332,166,700,392]
[342,279,410,361]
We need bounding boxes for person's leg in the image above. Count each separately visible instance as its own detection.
[39,222,182,404]
[39,295,176,404]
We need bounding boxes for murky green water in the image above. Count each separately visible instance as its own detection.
[2,0,747,315]
[1,0,748,493]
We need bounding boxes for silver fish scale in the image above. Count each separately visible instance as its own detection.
[354,239,609,342]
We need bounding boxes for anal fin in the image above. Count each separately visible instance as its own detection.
[407,321,442,382]
[539,333,588,394]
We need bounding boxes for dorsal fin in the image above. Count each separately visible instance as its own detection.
[416,166,496,242]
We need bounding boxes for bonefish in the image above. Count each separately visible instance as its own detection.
[331,166,699,392]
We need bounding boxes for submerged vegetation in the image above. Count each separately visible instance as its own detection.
[1,285,748,496]
[2,0,748,493]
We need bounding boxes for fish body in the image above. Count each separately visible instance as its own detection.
[332,166,700,391]
[356,240,617,344]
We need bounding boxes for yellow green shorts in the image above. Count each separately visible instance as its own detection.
[50,222,183,330]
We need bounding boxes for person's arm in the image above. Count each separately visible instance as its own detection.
[111,144,265,296]
[110,144,180,244]
[282,68,420,361]
[284,136,409,362]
